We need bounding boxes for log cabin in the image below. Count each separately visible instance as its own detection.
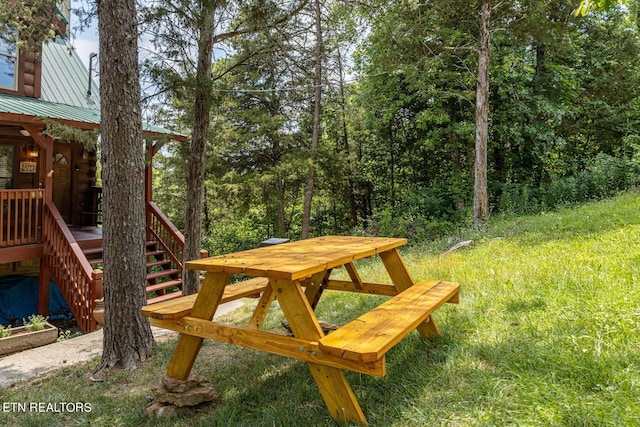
[0,2,189,333]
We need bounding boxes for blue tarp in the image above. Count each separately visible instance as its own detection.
[0,275,72,326]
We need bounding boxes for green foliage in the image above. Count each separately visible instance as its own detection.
[56,330,81,342]
[575,0,627,15]
[0,324,11,338]
[40,119,100,151]
[23,315,48,332]
[496,151,640,214]
[0,0,59,55]
[149,0,640,245]
[201,207,270,256]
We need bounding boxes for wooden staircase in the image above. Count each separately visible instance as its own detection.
[82,241,183,305]
[42,201,189,333]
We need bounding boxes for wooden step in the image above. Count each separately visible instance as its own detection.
[146,269,180,281]
[87,257,170,269]
[146,279,182,294]
[82,247,103,256]
[147,290,183,305]
[146,249,165,259]
[147,259,173,269]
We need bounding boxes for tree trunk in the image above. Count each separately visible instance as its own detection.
[337,48,358,227]
[183,0,216,295]
[301,0,323,239]
[97,0,155,371]
[276,175,287,236]
[389,126,396,209]
[473,0,491,231]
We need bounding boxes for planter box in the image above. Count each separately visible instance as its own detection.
[0,322,59,356]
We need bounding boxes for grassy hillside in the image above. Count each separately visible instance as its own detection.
[2,192,639,426]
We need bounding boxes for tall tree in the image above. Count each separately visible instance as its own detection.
[96,0,155,370]
[141,0,307,292]
[183,0,216,296]
[301,0,324,239]
[473,0,491,230]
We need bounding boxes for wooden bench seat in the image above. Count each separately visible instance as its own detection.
[142,277,269,320]
[318,280,460,363]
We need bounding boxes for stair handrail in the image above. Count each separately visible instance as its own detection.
[42,201,103,333]
[146,201,185,270]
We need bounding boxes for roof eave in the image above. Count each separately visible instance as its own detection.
[0,111,187,142]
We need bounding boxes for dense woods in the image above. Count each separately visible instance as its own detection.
[143,1,640,254]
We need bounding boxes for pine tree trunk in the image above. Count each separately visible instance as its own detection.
[301,0,323,239]
[474,0,491,231]
[183,0,215,295]
[276,175,287,236]
[97,0,155,371]
[337,49,358,227]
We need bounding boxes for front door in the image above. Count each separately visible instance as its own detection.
[53,148,72,223]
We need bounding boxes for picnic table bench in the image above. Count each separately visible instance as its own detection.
[142,236,460,425]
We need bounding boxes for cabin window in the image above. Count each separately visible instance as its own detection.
[0,27,17,90]
[0,145,14,189]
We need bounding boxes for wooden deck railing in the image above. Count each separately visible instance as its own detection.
[0,189,44,247]
[146,201,185,272]
[42,202,103,333]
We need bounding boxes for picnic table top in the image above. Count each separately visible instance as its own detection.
[185,235,408,281]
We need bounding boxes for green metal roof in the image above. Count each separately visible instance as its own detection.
[0,92,179,136]
[41,38,101,110]
[0,38,184,139]
[0,92,100,125]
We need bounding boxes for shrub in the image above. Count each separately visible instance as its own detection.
[23,315,48,332]
[0,324,11,338]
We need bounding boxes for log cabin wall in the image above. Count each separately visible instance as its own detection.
[20,51,42,99]
[0,49,42,99]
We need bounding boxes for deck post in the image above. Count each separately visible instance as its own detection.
[38,261,51,316]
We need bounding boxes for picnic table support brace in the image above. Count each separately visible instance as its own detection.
[248,282,277,330]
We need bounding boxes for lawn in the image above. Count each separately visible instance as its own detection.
[1,192,639,426]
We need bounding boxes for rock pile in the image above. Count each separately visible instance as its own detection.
[146,374,217,418]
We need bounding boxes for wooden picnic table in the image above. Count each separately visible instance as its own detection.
[142,235,460,425]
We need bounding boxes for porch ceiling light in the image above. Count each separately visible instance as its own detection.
[19,129,30,136]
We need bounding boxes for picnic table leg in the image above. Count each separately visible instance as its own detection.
[273,278,368,425]
[166,272,230,380]
[308,362,367,424]
[379,248,442,338]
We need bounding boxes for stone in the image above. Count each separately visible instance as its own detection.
[152,383,217,407]
[162,374,209,393]
[145,401,177,418]
[443,239,473,255]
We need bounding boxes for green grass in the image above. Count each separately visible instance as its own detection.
[2,192,640,426]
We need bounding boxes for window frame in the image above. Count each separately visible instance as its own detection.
[0,26,18,91]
